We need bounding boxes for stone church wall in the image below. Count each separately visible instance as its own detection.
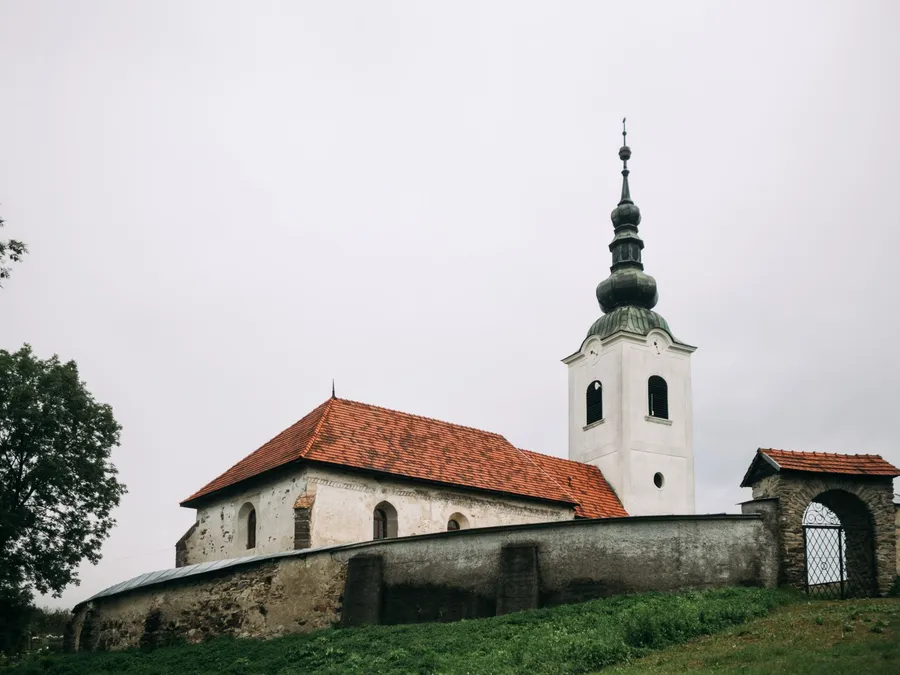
[177,465,573,567]
[71,513,775,652]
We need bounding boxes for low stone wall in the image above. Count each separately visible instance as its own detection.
[70,513,776,652]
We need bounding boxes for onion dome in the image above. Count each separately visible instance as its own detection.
[588,120,675,342]
[595,120,658,314]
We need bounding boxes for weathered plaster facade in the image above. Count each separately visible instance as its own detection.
[70,554,346,652]
[177,464,572,566]
[564,330,696,516]
[749,473,896,595]
[176,470,311,565]
[305,465,572,548]
[73,513,775,652]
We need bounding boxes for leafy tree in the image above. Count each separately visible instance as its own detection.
[29,606,71,638]
[0,214,27,287]
[0,586,32,656]
[0,345,126,611]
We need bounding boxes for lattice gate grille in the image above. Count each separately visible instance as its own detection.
[803,503,876,599]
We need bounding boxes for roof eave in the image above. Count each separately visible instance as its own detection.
[180,458,307,509]
[739,448,782,488]
[563,328,697,364]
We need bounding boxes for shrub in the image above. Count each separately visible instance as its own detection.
[888,576,900,598]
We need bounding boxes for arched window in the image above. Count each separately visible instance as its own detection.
[246,508,257,549]
[373,508,388,539]
[648,376,668,419]
[447,512,469,531]
[586,381,603,424]
[373,501,398,540]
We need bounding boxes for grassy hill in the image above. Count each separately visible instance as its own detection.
[607,596,900,674]
[3,588,897,674]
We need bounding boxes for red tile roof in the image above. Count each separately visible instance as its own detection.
[760,448,900,477]
[519,449,628,518]
[181,397,626,518]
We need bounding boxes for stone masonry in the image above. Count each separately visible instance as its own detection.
[749,473,896,595]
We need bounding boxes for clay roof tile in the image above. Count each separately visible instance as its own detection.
[181,398,626,518]
[758,448,900,478]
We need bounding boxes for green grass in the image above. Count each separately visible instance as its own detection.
[605,597,900,674]
[2,587,793,675]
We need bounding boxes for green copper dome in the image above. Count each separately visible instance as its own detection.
[586,305,674,341]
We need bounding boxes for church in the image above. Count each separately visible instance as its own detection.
[175,128,697,567]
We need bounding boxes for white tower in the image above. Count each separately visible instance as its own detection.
[563,124,696,516]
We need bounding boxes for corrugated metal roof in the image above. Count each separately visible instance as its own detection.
[81,547,333,603]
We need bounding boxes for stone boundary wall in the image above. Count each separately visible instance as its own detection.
[68,513,777,652]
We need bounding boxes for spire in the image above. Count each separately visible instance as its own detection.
[619,117,632,204]
[594,120,659,314]
[331,379,336,399]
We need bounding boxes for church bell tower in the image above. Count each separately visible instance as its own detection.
[563,122,697,516]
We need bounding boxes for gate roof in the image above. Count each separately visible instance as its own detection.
[740,448,900,487]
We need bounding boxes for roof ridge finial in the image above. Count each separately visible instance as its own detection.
[331,379,336,399]
[618,117,632,205]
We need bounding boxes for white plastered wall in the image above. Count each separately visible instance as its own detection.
[180,469,309,565]
[565,329,696,516]
[180,464,574,564]
[305,465,573,547]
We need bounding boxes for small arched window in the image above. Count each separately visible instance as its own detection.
[373,509,388,540]
[648,376,668,419]
[586,381,603,425]
[447,512,469,531]
[373,501,398,540]
[246,508,257,549]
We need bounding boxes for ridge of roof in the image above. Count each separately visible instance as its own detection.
[301,396,335,457]
[762,448,890,459]
[760,448,898,465]
[180,398,333,505]
[741,447,900,487]
[326,397,508,440]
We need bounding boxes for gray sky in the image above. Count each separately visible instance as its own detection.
[2,0,898,609]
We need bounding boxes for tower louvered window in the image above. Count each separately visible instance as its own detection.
[648,376,668,419]
[586,380,603,425]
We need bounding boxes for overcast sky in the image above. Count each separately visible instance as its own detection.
[2,1,898,609]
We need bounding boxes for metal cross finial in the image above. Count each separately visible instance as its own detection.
[619,117,631,170]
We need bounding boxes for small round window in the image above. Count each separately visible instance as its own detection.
[653,472,665,489]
